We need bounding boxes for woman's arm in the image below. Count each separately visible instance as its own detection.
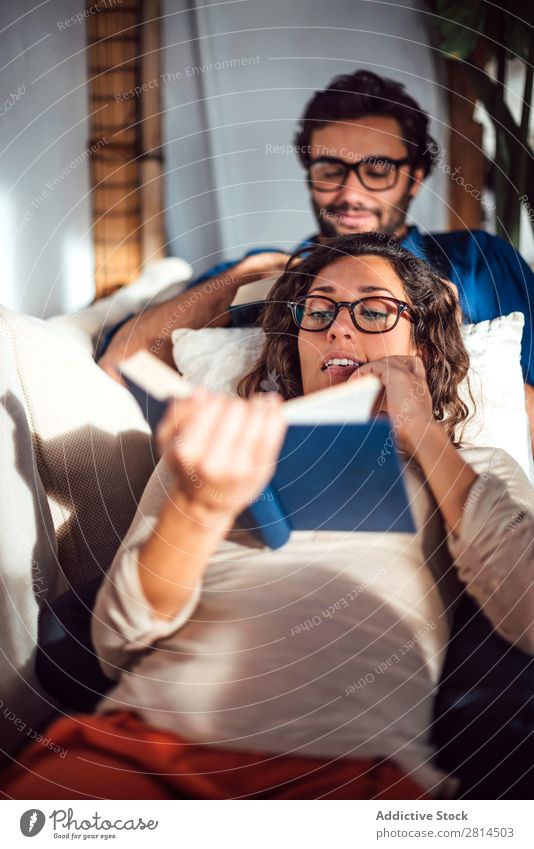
[137,389,286,619]
[444,448,534,653]
[404,418,478,536]
[92,389,286,679]
[525,382,534,457]
[135,490,233,622]
[353,356,534,652]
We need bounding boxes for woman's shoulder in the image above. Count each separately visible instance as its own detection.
[458,444,521,474]
[457,444,534,507]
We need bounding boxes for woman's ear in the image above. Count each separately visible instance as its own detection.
[413,342,428,363]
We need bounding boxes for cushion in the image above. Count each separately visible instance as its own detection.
[0,306,157,758]
[173,326,265,396]
[458,312,533,481]
[172,312,534,482]
[47,257,193,355]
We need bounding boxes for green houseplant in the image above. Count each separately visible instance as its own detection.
[427,0,534,246]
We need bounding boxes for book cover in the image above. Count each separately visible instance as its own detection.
[120,351,415,548]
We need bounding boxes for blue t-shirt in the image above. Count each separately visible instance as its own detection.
[402,227,533,383]
[99,227,534,384]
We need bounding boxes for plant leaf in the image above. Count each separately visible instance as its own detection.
[429,0,485,60]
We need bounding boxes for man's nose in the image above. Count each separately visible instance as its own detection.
[334,169,372,204]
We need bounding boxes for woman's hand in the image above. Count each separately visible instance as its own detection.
[156,388,287,523]
[353,355,478,534]
[351,355,434,454]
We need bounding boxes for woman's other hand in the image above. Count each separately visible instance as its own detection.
[353,355,478,534]
[156,389,287,522]
[351,355,434,454]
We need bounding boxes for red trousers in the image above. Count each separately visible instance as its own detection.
[1,711,427,800]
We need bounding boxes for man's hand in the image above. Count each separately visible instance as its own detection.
[232,252,291,286]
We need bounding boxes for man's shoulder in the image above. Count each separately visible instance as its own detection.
[424,228,504,253]
[417,228,521,274]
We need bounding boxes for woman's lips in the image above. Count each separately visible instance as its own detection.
[323,364,360,378]
[321,358,361,382]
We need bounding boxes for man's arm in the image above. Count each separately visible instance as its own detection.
[97,252,290,379]
[526,383,534,457]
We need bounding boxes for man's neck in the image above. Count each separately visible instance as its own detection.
[394,224,410,240]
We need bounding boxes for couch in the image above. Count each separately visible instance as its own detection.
[0,258,193,761]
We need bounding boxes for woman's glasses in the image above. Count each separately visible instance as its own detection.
[288,295,411,334]
[307,156,410,192]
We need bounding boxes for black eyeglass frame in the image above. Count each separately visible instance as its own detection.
[306,155,411,192]
[287,295,412,334]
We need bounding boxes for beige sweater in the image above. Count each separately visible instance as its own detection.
[92,446,534,793]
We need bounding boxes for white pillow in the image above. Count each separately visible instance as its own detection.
[172,326,266,395]
[458,312,533,481]
[172,312,533,482]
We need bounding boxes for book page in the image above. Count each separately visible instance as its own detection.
[230,276,278,306]
[120,351,194,401]
[121,351,381,426]
[284,375,381,425]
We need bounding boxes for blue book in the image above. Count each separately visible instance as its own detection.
[121,352,415,549]
[242,420,415,547]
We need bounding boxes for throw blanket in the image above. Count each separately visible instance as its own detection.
[1,711,427,800]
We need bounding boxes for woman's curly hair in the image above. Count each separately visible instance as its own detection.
[238,232,472,443]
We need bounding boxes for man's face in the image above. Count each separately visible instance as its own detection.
[308,115,424,239]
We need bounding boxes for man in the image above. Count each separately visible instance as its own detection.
[97,70,534,439]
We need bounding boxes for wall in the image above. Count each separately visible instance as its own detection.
[2,0,488,315]
[0,0,94,317]
[161,0,449,276]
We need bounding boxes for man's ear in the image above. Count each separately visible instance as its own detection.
[409,167,425,199]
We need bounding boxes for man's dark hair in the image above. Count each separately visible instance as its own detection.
[294,70,438,177]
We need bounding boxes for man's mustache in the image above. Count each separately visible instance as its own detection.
[324,204,382,218]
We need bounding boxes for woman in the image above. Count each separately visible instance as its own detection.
[6,233,534,799]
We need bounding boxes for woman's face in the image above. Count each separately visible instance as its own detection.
[297,254,417,395]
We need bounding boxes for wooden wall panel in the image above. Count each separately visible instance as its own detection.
[447,61,484,231]
[86,0,164,299]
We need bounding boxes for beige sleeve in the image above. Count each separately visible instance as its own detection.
[91,459,201,681]
[448,448,534,654]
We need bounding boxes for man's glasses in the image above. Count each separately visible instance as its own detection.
[288,295,411,334]
[307,156,411,192]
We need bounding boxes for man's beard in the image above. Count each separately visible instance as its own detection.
[312,187,412,239]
